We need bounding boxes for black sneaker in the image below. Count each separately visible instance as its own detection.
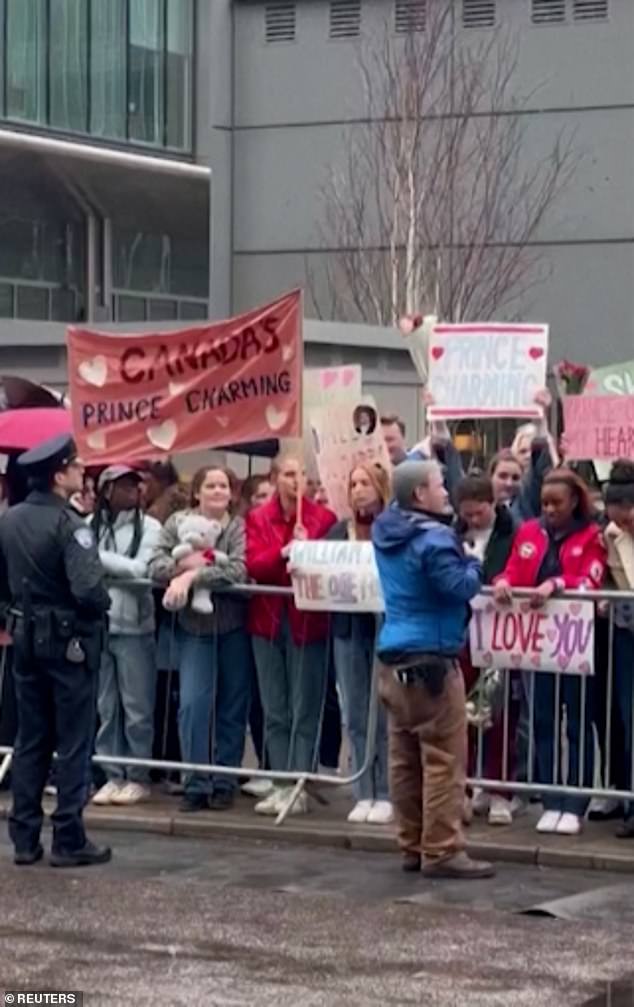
[178,793,209,813]
[208,790,235,811]
[50,840,112,868]
[14,844,44,866]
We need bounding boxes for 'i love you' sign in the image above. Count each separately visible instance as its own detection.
[67,290,302,463]
[427,323,549,420]
[470,596,595,675]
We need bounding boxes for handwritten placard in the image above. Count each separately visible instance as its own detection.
[584,361,634,480]
[427,323,548,419]
[563,395,634,462]
[470,596,594,675]
[67,290,302,463]
[290,540,384,613]
[309,397,391,518]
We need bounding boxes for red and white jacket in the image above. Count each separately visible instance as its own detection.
[497,519,606,591]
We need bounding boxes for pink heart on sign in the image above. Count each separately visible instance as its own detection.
[569,602,582,616]
[481,651,493,665]
[529,347,544,360]
[531,654,542,669]
[519,601,531,614]
[579,661,591,674]
[546,629,557,643]
[484,602,495,614]
[322,372,338,390]
[510,653,522,668]
[431,346,444,361]
[342,368,355,387]
[557,653,569,670]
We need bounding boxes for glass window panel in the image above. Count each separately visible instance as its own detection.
[90,0,127,138]
[16,285,49,320]
[116,294,147,321]
[166,0,193,149]
[6,0,46,123]
[128,0,165,145]
[51,286,78,321]
[148,297,177,320]
[49,0,88,131]
[179,301,208,321]
[0,284,14,318]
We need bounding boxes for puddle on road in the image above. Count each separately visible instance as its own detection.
[581,979,634,1006]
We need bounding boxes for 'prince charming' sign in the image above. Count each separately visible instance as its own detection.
[427,323,549,420]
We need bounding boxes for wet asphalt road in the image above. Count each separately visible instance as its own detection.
[1,828,634,1006]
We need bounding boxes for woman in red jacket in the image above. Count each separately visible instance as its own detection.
[494,469,606,836]
[246,453,336,816]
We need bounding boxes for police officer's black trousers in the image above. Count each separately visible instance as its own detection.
[9,646,97,854]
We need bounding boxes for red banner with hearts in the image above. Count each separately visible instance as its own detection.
[427,322,549,420]
[67,290,303,463]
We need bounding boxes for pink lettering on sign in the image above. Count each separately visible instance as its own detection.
[470,597,594,675]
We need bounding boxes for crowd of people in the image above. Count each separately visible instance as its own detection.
[1,392,633,872]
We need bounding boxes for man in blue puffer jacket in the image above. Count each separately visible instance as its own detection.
[373,460,494,879]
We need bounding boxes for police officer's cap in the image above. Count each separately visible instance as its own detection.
[17,434,79,479]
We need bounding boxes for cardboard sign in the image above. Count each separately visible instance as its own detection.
[563,395,634,462]
[309,396,391,518]
[302,366,362,479]
[470,596,595,675]
[290,540,384,613]
[585,359,634,480]
[67,290,302,463]
[427,323,548,419]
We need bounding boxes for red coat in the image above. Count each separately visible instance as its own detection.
[246,494,337,645]
[498,519,606,590]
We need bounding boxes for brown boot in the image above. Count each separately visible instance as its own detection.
[401,852,422,873]
[421,851,495,880]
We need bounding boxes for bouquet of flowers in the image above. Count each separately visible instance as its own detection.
[465,667,503,731]
[553,359,590,396]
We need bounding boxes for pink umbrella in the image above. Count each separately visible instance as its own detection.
[0,408,72,453]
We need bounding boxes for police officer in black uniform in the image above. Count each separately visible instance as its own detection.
[0,434,112,866]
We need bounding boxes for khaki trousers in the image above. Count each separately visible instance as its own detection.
[379,663,467,862]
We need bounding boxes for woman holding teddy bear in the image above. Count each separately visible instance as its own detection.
[148,465,251,812]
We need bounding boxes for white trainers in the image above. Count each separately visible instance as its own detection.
[242,777,274,799]
[472,788,490,816]
[92,780,123,805]
[488,796,513,826]
[110,782,151,805]
[255,787,285,816]
[347,799,374,824]
[366,800,394,825]
[536,810,562,833]
[283,789,309,815]
[556,812,583,835]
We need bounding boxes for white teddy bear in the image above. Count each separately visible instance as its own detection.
[165,514,228,614]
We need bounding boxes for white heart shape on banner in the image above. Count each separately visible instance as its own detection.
[216,415,230,428]
[282,343,294,363]
[147,420,178,451]
[78,355,108,388]
[86,430,106,451]
[265,404,288,432]
[168,380,186,397]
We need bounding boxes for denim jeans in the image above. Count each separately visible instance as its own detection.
[96,634,157,784]
[178,628,251,796]
[252,616,328,774]
[533,671,594,816]
[333,629,388,801]
[614,627,634,820]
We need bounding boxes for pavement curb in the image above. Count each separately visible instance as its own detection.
[2,799,633,873]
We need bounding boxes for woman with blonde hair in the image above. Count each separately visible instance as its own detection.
[326,462,393,824]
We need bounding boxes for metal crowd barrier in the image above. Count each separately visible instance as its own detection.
[1,582,633,824]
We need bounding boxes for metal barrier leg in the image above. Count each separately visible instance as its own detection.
[275,776,307,826]
[0,751,12,786]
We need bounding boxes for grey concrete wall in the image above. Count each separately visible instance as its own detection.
[228,0,634,365]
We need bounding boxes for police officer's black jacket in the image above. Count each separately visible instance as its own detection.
[0,490,110,620]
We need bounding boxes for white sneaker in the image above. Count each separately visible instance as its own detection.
[43,784,57,797]
[488,796,513,826]
[255,787,284,816]
[347,799,374,824]
[536,810,562,833]
[472,787,490,816]
[110,782,151,805]
[91,780,123,806]
[366,800,394,825]
[242,777,274,799]
[556,812,583,835]
[283,789,309,815]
